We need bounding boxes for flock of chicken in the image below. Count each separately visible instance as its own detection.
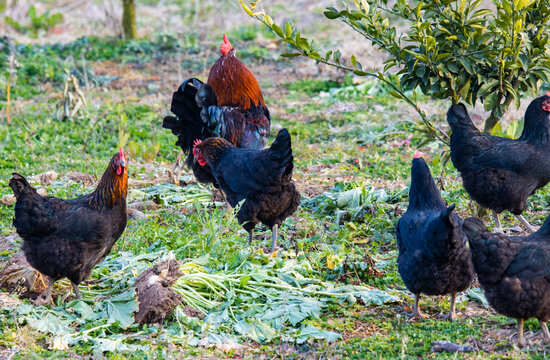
[6,34,550,349]
[398,98,550,348]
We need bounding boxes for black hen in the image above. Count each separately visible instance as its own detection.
[192,128,300,250]
[396,157,474,320]
[447,95,550,232]
[9,149,128,304]
[463,216,550,347]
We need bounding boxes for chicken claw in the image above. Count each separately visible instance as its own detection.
[34,276,54,306]
[405,294,425,320]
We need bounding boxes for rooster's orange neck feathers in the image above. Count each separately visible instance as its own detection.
[89,158,128,209]
[207,40,265,110]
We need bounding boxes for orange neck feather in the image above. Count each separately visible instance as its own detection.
[200,138,233,165]
[90,165,128,209]
[207,52,265,110]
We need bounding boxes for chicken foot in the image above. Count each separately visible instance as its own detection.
[516,214,537,233]
[72,282,82,299]
[492,211,502,233]
[438,292,457,321]
[405,294,425,320]
[517,318,526,348]
[35,276,55,306]
[540,320,550,345]
[220,190,232,212]
[270,224,278,253]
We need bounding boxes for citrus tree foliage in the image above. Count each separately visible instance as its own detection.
[242,0,550,134]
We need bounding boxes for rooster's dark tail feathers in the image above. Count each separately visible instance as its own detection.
[162,78,206,155]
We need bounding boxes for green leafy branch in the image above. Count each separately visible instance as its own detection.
[241,0,550,135]
[241,0,447,145]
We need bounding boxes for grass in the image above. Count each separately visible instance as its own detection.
[1,6,550,360]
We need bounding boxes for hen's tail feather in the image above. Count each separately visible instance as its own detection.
[447,104,478,132]
[162,78,206,154]
[9,173,33,198]
[462,217,487,238]
[269,129,293,171]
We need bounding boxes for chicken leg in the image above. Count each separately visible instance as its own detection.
[405,294,425,320]
[540,320,550,345]
[219,190,232,212]
[72,282,82,299]
[493,211,502,233]
[439,292,457,321]
[35,276,54,306]
[517,318,526,348]
[516,214,537,233]
[271,224,278,253]
[248,230,253,245]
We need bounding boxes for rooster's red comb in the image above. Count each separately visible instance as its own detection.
[221,34,233,55]
[193,139,202,147]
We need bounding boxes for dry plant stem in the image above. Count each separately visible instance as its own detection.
[6,77,10,125]
[171,150,184,185]
[516,214,536,233]
[6,55,14,125]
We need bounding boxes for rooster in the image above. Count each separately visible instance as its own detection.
[9,149,128,304]
[163,34,271,186]
[192,129,300,250]
[447,95,550,232]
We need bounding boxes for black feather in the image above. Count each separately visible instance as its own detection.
[396,158,474,299]
[463,216,550,323]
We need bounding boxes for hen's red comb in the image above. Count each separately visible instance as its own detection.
[193,139,202,147]
[119,147,126,162]
[221,34,233,55]
[543,96,550,112]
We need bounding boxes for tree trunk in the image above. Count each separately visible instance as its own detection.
[122,0,137,40]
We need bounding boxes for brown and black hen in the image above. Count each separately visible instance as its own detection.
[463,216,550,347]
[163,34,270,186]
[9,149,128,304]
[192,128,300,250]
[396,157,474,320]
[447,95,550,232]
